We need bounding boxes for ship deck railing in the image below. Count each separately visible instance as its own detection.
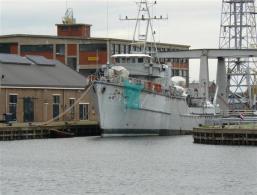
[97,76,185,99]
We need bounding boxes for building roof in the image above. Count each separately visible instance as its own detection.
[56,23,92,27]
[0,53,88,89]
[111,54,151,58]
[0,34,190,48]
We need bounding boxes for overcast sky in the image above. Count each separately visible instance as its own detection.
[0,0,222,82]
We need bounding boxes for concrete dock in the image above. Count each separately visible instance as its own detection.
[0,120,100,141]
[193,124,257,146]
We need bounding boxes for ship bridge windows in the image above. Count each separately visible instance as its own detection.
[121,58,126,63]
[138,58,144,63]
[113,56,151,64]
[115,58,120,63]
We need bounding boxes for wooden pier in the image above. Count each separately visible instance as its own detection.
[0,121,100,141]
[193,124,257,146]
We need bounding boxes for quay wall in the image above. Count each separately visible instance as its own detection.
[193,127,257,146]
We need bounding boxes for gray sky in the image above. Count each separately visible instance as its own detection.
[0,0,222,82]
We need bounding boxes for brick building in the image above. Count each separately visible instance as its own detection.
[0,16,190,83]
[0,54,95,123]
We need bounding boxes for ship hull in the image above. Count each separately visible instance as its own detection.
[92,81,211,136]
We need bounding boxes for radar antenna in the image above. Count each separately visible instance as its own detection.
[62,8,76,24]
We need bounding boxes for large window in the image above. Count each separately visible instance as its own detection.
[79,44,107,52]
[21,45,53,52]
[56,44,65,55]
[9,94,17,121]
[0,44,11,53]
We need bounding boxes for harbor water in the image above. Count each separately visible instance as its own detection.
[1,135,257,195]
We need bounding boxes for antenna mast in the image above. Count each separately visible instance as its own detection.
[120,0,167,57]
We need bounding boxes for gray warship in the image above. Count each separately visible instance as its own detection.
[91,0,218,136]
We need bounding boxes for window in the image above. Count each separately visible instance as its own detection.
[123,45,126,53]
[112,44,115,54]
[69,98,75,120]
[23,97,34,122]
[0,43,11,53]
[138,58,144,63]
[56,44,65,55]
[121,45,124,53]
[79,103,89,120]
[117,44,121,53]
[61,26,68,31]
[53,95,60,120]
[115,58,120,63]
[67,57,77,70]
[128,45,131,54]
[53,95,60,104]
[9,94,17,120]
[121,58,126,63]
[21,45,53,52]
[71,26,79,30]
[174,69,179,76]
[79,44,107,52]
[183,70,188,77]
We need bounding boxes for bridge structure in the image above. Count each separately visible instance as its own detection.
[158,49,257,111]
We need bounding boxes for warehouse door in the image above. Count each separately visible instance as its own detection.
[53,95,60,120]
[23,97,34,122]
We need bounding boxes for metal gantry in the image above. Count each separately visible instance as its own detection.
[219,0,257,109]
[158,49,257,112]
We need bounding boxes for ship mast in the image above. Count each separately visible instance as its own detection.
[120,0,167,61]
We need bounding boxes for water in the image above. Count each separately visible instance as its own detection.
[0,136,257,195]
